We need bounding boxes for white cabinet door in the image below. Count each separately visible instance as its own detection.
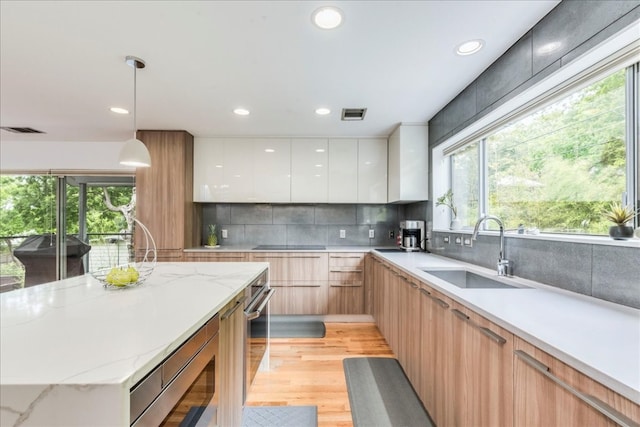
[291,138,328,202]
[358,138,388,203]
[193,138,224,202]
[328,139,358,203]
[253,138,291,202]
[223,139,254,202]
[388,125,429,202]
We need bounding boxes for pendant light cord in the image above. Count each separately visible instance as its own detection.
[132,62,137,140]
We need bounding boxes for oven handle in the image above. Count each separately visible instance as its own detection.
[245,288,276,320]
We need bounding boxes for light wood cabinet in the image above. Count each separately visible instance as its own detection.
[249,252,328,314]
[136,130,200,261]
[218,289,248,426]
[450,301,514,427]
[514,337,640,427]
[184,252,247,262]
[291,138,328,202]
[418,281,453,426]
[395,271,422,388]
[327,253,365,314]
[387,124,428,203]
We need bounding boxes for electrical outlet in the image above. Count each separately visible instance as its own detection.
[222,229,228,239]
[369,229,375,239]
[389,230,394,239]
[340,229,346,238]
[464,237,473,247]
[443,236,450,244]
[455,236,462,245]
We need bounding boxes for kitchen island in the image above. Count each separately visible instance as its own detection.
[0,262,268,426]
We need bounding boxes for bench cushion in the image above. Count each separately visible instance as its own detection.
[343,357,435,427]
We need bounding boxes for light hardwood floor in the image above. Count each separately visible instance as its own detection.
[245,322,395,427]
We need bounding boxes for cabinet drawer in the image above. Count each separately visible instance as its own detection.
[329,270,363,286]
[185,253,247,262]
[329,253,364,268]
[136,249,183,262]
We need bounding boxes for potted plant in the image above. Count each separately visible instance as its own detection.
[437,189,461,230]
[207,224,218,247]
[603,202,637,240]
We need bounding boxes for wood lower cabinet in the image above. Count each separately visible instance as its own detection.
[249,253,328,314]
[184,252,247,262]
[327,253,365,314]
[395,271,422,389]
[418,281,453,426]
[135,130,200,262]
[514,337,640,427]
[218,289,248,426]
[450,301,514,427]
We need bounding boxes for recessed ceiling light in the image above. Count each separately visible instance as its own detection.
[110,107,129,114]
[537,41,562,55]
[315,164,323,168]
[312,6,343,30]
[233,108,250,116]
[456,39,484,56]
[315,148,325,153]
[264,148,275,153]
[315,107,331,115]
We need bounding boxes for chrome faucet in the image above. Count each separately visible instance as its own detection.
[472,215,511,276]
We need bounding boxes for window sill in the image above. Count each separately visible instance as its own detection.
[432,229,640,248]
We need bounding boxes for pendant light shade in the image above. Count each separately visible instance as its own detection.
[118,56,151,167]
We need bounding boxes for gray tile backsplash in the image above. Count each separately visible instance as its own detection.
[202,203,401,248]
[432,231,640,309]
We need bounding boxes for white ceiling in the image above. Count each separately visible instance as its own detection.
[0,0,560,143]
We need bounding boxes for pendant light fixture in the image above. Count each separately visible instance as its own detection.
[118,55,151,167]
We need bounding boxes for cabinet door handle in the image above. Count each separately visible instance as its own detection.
[452,309,506,345]
[245,289,276,321]
[221,296,248,320]
[514,350,639,427]
[253,256,288,259]
[330,255,362,259]
[419,288,449,309]
[329,269,363,273]
[289,256,322,259]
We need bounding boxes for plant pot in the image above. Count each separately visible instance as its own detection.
[450,219,462,231]
[609,225,634,240]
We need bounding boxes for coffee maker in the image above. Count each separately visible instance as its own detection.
[399,220,426,252]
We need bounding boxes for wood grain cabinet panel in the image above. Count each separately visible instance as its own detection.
[418,281,453,426]
[395,271,421,389]
[249,253,328,315]
[184,252,247,262]
[450,301,514,427]
[514,337,640,427]
[135,130,200,261]
[328,253,365,314]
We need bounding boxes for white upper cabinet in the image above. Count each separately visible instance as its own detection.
[253,138,291,203]
[358,138,388,203]
[388,124,429,203]
[291,138,328,202]
[194,136,388,203]
[328,139,358,203]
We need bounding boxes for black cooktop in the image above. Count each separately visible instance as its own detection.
[252,245,326,250]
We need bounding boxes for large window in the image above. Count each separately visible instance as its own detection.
[446,62,637,235]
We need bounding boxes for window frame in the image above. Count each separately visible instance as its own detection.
[432,29,639,246]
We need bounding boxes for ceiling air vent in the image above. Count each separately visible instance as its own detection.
[341,108,367,121]
[1,127,45,134]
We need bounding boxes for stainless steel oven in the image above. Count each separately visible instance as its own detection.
[130,315,219,427]
[244,270,274,400]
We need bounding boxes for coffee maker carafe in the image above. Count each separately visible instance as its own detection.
[400,220,425,252]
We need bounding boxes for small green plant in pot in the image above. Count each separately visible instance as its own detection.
[437,189,460,230]
[603,202,637,240]
[207,224,218,247]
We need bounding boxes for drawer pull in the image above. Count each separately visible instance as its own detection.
[221,296,247,320]
[419,288,449,309]
[452,309,506,345]
[514,350,639,427]
[330,269,363,273]
[330,255,362,258]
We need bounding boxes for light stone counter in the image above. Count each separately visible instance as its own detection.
[372,250,640,405]
[0,262,269,426]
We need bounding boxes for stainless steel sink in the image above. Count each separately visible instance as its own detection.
[420,269,529,289]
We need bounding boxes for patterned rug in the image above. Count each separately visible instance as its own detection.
[242,405,318,427]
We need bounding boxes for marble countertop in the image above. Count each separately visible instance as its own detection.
[0,262,269,426]
[372,250,640,405]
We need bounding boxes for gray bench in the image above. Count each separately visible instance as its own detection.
[343,357,435,427]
